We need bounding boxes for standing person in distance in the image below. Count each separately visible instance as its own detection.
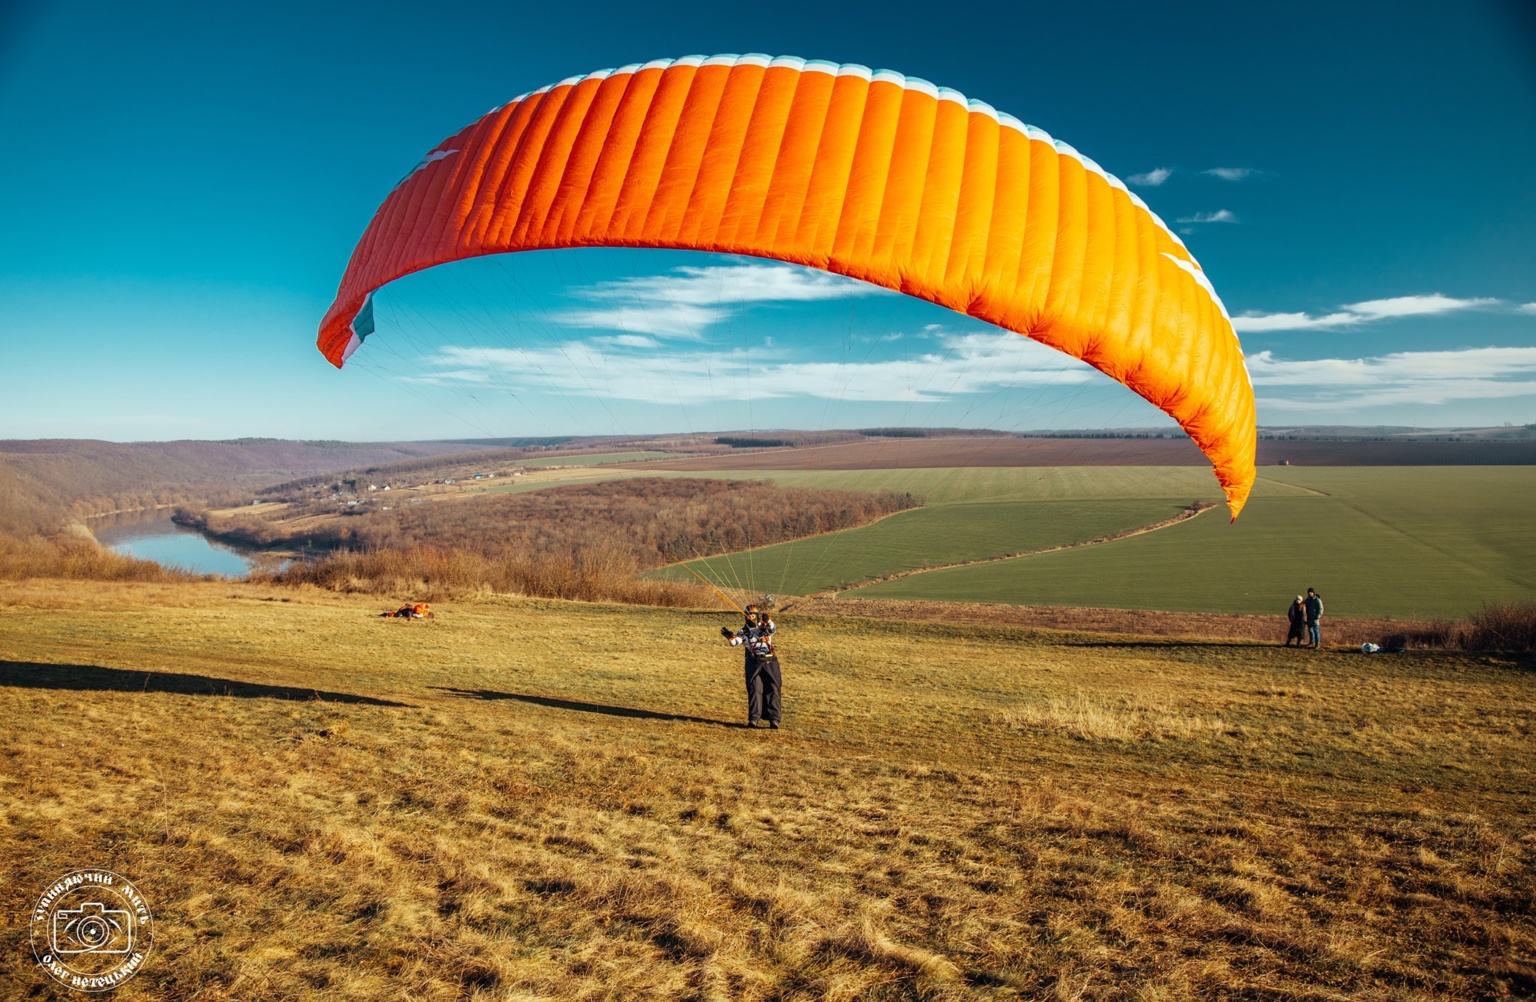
[1285,595,1307,647]
[720,604,780,729]
[1304,588,1325,649]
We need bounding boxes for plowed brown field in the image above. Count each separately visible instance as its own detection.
[639,436,1536,471]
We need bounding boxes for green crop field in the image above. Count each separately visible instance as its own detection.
[420,462,1532,619]
[646,465,1316,505]
[488,465,1311,504]
[663,500,1182,596]
[850,467,1536,619]
[657,467,1317,596]
[521,451,686,467]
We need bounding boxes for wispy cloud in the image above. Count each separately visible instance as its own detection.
[1127,166,1262,187]
[1203,167,1258,181]
[1232,294,1500,333]
[559,302,721,339]
[1249,346,1536,410]
[1176,209,1237,224]
[1345,294,1499,319]
[413,331,1097,404]
[556,262,888,339]
[1517,302,1536,314]
[597,334,661,349]
[1127,167,1172,187]
[1231,312,1359,333]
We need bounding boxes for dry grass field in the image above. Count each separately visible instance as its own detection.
[1,580,1532,1000]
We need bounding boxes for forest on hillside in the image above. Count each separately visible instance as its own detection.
[196,476,921,564]
[0,438,498,534]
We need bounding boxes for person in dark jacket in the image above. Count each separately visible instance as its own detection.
[1285,595,1307,646]
[720,604,780,728]
[1304,588,1324,648]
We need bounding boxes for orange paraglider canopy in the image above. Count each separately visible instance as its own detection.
[318,55,1256,516]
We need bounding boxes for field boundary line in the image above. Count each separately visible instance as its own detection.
[827,501,1219,596]
[1256,472,1333,497]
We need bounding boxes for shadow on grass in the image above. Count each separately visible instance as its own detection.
[430,687,740,728]
[0,660,409,706]
[1063,639,1286,649]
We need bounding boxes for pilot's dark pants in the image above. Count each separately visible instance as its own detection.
[745,654,782,724]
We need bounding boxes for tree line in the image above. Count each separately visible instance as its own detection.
[235,477,922,603]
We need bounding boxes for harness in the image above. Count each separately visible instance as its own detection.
[734,618,776,658]
[742,626,775,658]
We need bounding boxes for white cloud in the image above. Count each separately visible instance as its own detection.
[1520,302,1536,314]
[1233,294,1501,333]
[1230,312,1359,333]
[1248,346,1536,386]
[1343,294,1498,319]
[1203,167,1257,181]
[598,334,661,349]
[555,262,888,339]
[1126,167,1262,187]
[1127,167,1172,187]
[559,302,723,339]
[415,330,1098,404]
[1176,209,1237,224]
[583,262,885,306]
[1249,346,1536,410]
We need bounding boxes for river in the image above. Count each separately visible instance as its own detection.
[91,510,257,576]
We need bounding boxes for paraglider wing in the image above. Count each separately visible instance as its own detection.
[318,55,1257,516]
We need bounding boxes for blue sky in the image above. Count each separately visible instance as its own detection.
[2,0,1534,441]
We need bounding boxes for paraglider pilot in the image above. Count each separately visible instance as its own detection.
[721,604,780,729]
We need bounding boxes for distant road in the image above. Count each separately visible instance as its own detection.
[641,436,1536,471]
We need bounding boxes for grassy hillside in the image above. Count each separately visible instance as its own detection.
[658,468,1315,596]
[852,467,1536,619]
[0,581,1530,999]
